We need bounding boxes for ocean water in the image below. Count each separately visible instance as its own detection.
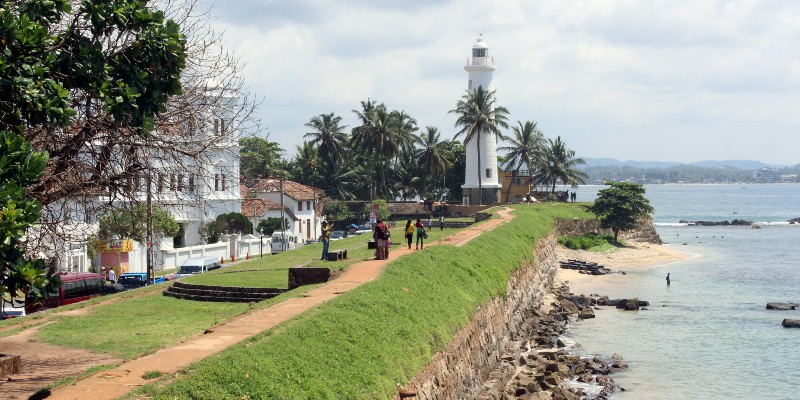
[562,184,800,399]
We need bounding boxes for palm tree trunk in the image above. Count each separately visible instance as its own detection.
[476,138,483,206]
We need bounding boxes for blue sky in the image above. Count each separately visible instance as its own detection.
[200,0,800,165]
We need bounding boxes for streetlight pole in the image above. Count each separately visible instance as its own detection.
[146,167,154,285]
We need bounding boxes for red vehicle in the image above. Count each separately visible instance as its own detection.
[25,272,105,314]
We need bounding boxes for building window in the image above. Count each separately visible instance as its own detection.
[214,173,227,191]
[177,174,184,191]
[157,173,164,192]
[306,201,311,210]
[486,168,492,178]
[188,174,195,193]
[472,48,486,57]
[298,201,303,211]
[468,79,472,90]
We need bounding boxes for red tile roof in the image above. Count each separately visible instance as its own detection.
[241,198,299,221]
[249,179,322,200]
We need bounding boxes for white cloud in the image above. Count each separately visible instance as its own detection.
[200,0,800,165]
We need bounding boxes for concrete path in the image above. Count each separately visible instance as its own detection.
[40,208,514,400]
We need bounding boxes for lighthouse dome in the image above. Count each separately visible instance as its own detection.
[472,37,489,49]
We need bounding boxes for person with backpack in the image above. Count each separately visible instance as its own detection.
[374,218,388,260]
[415,218,425,250]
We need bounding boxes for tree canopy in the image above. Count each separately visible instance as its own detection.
[97,205,179,243]
[588,181,654,242]
[0,0,187,301]
[0,131,58,302]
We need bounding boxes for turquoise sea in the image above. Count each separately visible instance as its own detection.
[563,184,800,399]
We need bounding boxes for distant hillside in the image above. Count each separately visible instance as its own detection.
[582,158,785,170]
[577,159,799,184]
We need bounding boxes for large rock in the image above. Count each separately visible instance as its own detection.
[766,302,798,310]
[560,299,580,315]
[578,307,595,319]
[782,319,800,328]
[615,298,640,311]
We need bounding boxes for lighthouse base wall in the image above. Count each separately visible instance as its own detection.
[461,187,501,206]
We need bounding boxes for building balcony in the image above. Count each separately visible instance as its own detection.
[466,56,495,67]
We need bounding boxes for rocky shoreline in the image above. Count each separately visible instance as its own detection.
[477,284,637,400]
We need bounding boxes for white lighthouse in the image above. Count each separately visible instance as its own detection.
[461,34,501,205]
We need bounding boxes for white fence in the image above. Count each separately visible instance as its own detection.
[160,234,270,270]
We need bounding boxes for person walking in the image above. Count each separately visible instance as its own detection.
[404,219,414,249]
[107,267,116,283]
[427,216,433,232]
[439,215,445,231]
[320,221,332,261]
[415,218,425,250]
[666,273,671,286]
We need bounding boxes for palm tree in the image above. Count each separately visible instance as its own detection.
[532,136,588,195]
[449,86,509,205]
[416,126,451,198]
[351,101,418,200]
[304,113,348,168]
[497,120,546,202]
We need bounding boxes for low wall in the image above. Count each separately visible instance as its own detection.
[400,218,662,399]
[403,230,560,399]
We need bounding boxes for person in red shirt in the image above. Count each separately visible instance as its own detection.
[415,218,425,250]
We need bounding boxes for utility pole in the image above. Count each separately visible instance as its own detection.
[279,177,286,252]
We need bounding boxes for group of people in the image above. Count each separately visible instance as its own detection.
[100,266,117,283]
[320,215,447,261]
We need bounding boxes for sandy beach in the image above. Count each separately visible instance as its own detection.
[556,241,693,295]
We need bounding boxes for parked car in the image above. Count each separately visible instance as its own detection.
[117,272,168,291]
[331,230,346,240]
[175,257,221,279]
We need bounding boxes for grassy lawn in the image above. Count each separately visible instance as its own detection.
[23,218,478,360]
[131,203,591,399]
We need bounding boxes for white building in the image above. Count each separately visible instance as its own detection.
[462,34,502,205]
[39,91,242,274]
[242,179,323,243]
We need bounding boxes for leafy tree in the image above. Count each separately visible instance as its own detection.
[362,200,390,222]
[532,136,588,194]
[588,181,655,242]
[198,212,251,243]
[0,131,59,303]
[216,212,252,235]
[441,140,466,202]
[256,218,289,236]
[322,200,354,223]
[498,120,546,202]
[449,86,510,205]
[240,136,285,179]
[98,205,179,243]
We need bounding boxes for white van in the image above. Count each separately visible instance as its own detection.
[270,231,298,254]
[175,257,221,279]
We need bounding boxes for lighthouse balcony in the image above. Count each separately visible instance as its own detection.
[466,56,494,67]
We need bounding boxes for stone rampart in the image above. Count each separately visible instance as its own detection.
[402,231,559,399]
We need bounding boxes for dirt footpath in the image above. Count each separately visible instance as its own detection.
[2,207,513,400]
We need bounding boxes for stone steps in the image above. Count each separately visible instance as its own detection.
[163,281,287,303]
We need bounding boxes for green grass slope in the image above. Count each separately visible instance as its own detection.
[133,203,590,400]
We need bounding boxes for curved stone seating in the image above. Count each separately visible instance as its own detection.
[163,281,287,303]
